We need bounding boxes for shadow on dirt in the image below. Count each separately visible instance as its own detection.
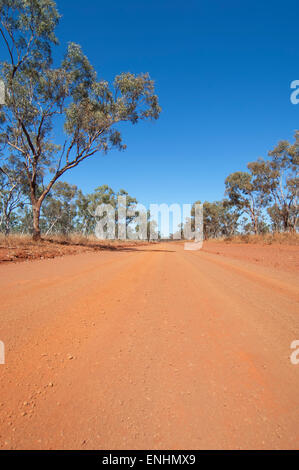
[44,238,175,253]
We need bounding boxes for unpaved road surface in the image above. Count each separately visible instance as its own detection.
[0,242,298,449]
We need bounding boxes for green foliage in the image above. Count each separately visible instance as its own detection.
[0,0,161,239]
[41,181,78,235]
[0,2,297,240]
[225,170,265,234]
[76,185,138,236]
[247,133,298,232]
[190,132,298,239]
[189,199,240,240]
[0,155,26,233]
[0,0,60,71]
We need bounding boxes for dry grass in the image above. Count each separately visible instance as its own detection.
[223,232,299,245]
[0,232,151,263]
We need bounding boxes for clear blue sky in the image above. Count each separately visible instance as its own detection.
[55,0,299,207]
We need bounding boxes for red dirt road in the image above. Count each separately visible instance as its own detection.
[0,242,298,449]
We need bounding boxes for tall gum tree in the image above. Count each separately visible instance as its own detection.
[248,133,298,232]
[224,171,265,235]
[0,0,161,240]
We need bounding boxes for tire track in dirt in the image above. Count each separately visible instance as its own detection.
[0,243,298,449]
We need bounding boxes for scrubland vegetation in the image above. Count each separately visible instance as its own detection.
[0,1,297,243]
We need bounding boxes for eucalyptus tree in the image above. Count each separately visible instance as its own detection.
[225,171,265,235]
[0,0,161,239]
[76,185,138,237]
[189,199,240,240]
[41,181,78,235]
[76,185,116,235]
[248,133,298,232]
[217,199,240,237]
[0,155,26,234]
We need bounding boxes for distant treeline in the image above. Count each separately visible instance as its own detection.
[183,131,298,239]
[0,132,298,239]
[0,182,144,236]
[0,2,297,241]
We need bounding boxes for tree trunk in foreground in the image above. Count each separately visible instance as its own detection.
[32,203,41,241]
